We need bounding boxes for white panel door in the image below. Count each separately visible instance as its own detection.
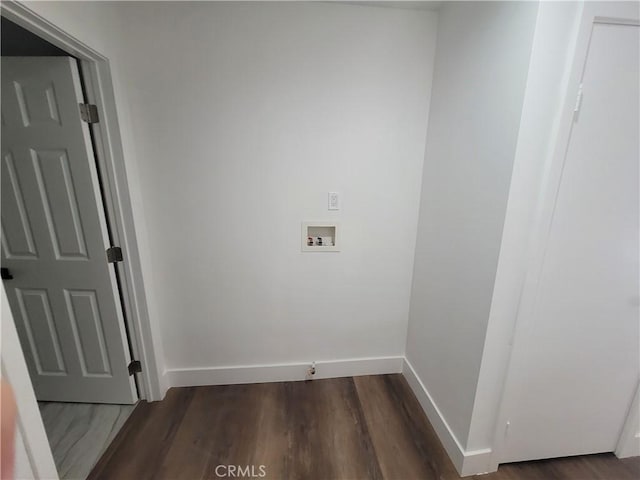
[1,57,136,404]
[499,23,639,462]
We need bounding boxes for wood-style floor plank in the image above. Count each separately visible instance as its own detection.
[247,383,289,478]
[480,453,640,480]
[88,386,196,480]
[158,384,262,479]
[354,374,459,480]
[283,377,383,480]
[87,375,640,480]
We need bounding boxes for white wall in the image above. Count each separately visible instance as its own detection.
[405,0,538,460]
[23,2,437,379]
[115,2,436,374]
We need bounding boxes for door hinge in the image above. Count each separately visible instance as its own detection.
[79,103,99,123]
[106,246,123,263]
[128,360,142,376]
[573,83,583,116]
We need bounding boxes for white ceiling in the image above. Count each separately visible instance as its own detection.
[334,1,442,11]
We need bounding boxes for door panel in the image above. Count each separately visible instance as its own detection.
[1,57,136,404]
[1,151,38,258]
[32,148,88,258]
[64,289,111,376]
[15,288,66,375]
[500,23,639,462]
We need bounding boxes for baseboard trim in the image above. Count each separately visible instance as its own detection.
[402,358,493,477]
[402,358,466,471]
[158,371,170,401]
[460,448,494,477]
[165,356,404,388]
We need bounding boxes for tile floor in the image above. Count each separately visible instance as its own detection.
[38,402,136,480]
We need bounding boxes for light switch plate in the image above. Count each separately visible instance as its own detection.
[328,192,340,210]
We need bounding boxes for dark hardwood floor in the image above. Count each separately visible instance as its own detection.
[88,374,640,480]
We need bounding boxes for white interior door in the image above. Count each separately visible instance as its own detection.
[1,57,136,404]
[498,21,640,463]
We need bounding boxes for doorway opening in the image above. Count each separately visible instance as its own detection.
[1,13,148,479]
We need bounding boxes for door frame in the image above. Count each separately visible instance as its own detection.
[489,1,640,469]
[1,1,163,402]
